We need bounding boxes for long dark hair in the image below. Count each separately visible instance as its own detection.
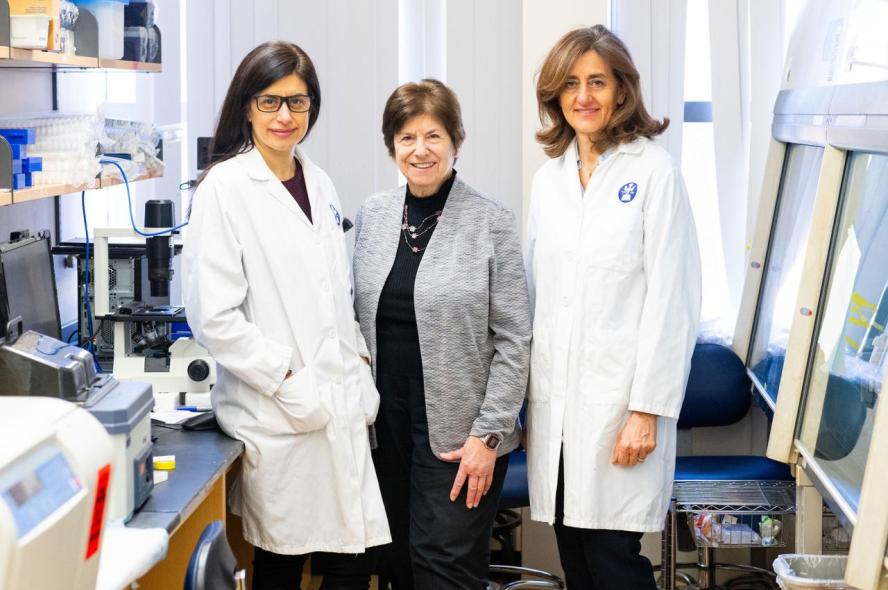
[199,41,321,183]
[536,25,668,158]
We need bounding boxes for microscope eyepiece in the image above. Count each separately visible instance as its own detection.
[145,200,175,298]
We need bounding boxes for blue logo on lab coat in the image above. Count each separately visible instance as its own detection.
[329,204,341,226]
[618,182,638,203]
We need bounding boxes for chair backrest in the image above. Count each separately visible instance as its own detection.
[678,342,751,429]
[499,450,529,509]
[184,520,238,590]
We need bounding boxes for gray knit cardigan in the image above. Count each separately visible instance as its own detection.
[352,177,531,457]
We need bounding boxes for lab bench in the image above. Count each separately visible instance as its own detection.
[121,426,244,589]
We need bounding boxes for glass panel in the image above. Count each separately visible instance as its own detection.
[797,152,888,515]
[749,145,824,404]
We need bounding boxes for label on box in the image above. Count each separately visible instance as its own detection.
[9,0,61,50]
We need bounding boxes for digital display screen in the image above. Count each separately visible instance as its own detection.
[1,451,82,539]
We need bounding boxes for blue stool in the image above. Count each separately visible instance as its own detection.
[489,450,564,590]
[662,343,793,590]
[184,520,245,590]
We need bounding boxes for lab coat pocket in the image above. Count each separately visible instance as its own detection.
[358,362,380,425]
[585,217,643,274]
[272,365,332,434]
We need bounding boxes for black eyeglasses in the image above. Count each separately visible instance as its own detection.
[253,94,313,113]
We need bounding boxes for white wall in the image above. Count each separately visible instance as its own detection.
[612,0,687,163]
[521,0,609,224]
[445,0,522,217]
[184,0,399,225]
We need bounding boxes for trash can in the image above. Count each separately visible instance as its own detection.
[773,554,857,589]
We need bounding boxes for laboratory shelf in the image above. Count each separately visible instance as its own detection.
[0,47,161,71]
[2,170,162,206]
[99,169,163,188]
[98,58,162,73]
[676,480,796,549]
[2,47,97,68]
[0,2,161,72]
[9,181,94,204]
[674,480,796,514]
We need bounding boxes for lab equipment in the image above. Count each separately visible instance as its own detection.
[123,0,153,27]
[0,231,61,341]
[9,14,51,49]
[0,324,154,522]
[52,237,171,364]
[59,0,78,54]
[0,127,38,190]
[72,0,128,59]
[92,201,216,411]
[8,0,60,50]
[123,25,147,61]
[0,396,113,590]
[0,114,102,187]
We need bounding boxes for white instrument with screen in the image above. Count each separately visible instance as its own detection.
[0,397,113,590]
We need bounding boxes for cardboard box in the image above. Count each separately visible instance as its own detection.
[9,0,62,51]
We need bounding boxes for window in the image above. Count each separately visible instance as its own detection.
[681,0,732,335]
[748,144,824,405]
[796,151,888,514]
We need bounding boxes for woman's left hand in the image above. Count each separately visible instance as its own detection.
[611,411,657,467]
[439,437,497,509]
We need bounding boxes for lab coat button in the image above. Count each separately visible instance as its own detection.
[562,297,570,306]
[328,329,336,339]
[322,282,330,292]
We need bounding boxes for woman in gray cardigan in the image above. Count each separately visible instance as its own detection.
[352,79,531,589]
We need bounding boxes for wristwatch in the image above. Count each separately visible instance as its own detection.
[479,433,502,450]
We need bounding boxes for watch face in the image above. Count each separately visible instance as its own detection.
[484,434,501,449]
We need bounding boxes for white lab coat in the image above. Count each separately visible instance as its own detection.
[525,138,701,532]
[183,147,390,554]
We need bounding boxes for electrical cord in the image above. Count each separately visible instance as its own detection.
[99,159,188,237]
[81,190,101,372]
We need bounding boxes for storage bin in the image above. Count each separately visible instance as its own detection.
[10,14,52,49]
[9,0,61,50]
[124,0,154,28]
[123,26,147,62]
[73,0,129,59]
[773,554,855,589]
[146,24,159,62]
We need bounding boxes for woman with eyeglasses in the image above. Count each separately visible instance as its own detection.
[184,41,389,590]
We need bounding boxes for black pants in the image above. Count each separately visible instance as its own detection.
[553,454,657,590]
[373,369,509,590]
[251,547,371,590]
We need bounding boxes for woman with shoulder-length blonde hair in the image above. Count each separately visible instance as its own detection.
[525,25,701,589]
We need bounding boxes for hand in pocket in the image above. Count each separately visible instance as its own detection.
[357,361,380,425]
[273,365,331,433]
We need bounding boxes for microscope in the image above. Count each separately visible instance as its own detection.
[93,200,216,411]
